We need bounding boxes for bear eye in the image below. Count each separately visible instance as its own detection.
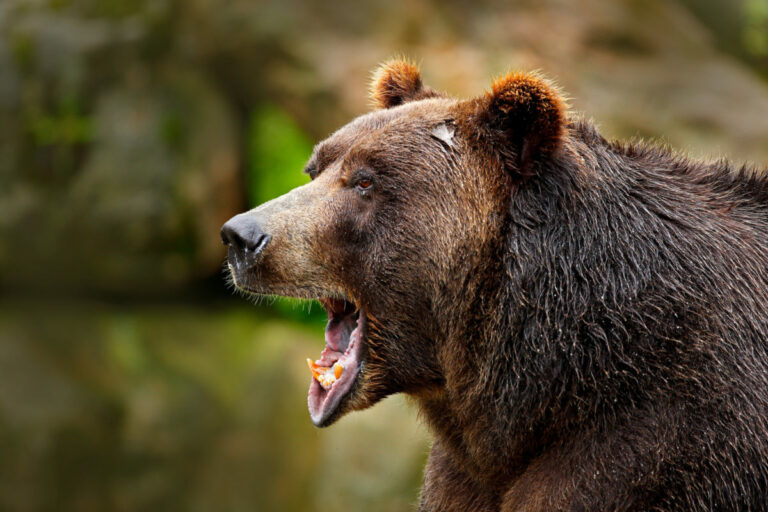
[356,179,373,191]
[353,173,374,194]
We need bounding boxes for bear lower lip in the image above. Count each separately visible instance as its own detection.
[308,299,365,427]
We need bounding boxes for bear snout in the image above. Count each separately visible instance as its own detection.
[220,213,272,271]
[220,182,336,298]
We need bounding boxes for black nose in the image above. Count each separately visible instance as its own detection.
[220,214,271,263]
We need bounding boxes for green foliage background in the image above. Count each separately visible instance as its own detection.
[248,104,313,206]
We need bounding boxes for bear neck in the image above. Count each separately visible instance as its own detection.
[416,119,768,488]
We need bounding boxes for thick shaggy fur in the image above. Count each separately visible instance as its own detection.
[370,59,441,108]
[419,117,768,510]
[227,61,768,511]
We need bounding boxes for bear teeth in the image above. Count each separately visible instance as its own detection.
[306,359,343,390]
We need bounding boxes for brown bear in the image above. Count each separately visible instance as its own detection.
[221,60,768,511]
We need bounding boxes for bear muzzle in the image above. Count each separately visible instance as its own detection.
[220,213,272,275]
[220,182,344,299]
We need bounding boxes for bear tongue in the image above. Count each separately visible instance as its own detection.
[307,308,365,426]
[324,312,357,352]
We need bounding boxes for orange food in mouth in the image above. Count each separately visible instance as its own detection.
[307,297,366,427]
[307,359,343,389]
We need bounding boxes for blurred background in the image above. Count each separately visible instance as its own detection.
[1,0,767,510]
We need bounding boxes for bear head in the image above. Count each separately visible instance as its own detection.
[221,60,567,427]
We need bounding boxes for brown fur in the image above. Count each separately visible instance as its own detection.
[479,72,567,175]
[224,61,768,511]
[370,59,441,109]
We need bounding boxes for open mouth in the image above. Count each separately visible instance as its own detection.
[307,297,366,427]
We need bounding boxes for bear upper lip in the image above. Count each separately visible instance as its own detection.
[307,296,366,427]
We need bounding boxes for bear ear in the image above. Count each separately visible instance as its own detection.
[470,71,567,177]
[370,60,440,109]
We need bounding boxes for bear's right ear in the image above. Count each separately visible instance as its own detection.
[370,60,440,109]
[466,71,567,178]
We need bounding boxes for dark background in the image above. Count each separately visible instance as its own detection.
[1,0,767,510]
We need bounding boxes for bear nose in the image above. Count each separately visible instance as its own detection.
[220,214,271,262]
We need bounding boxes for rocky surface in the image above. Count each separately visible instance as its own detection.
[0,2,242,294]
[1,0,767,294]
